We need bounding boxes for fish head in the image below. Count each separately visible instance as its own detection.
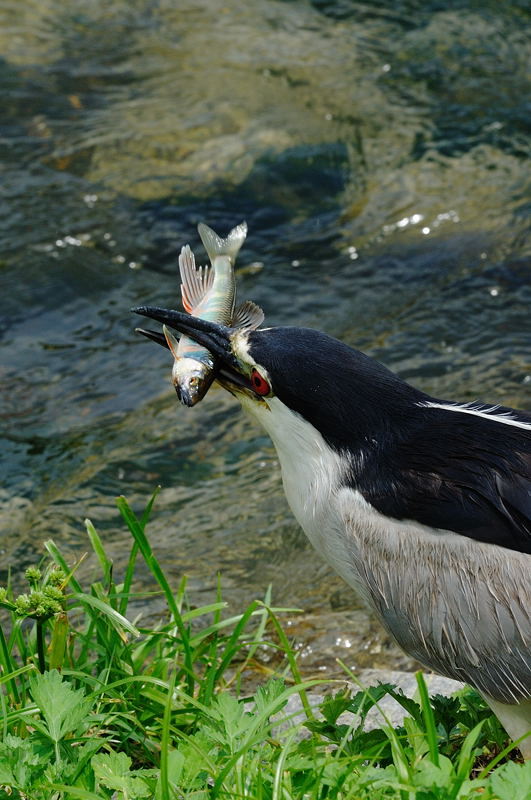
[171,357,215,407]
[160,323,215,407]
[133,308,254,402]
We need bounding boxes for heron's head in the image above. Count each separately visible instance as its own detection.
[133,306,424,455]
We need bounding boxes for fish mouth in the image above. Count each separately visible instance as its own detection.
[132,307,253,394]
[175,375,212,407]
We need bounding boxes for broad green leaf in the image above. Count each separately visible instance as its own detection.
[490,760,531,800]
[29,669,93,743]
[386,684,423,725]
[252,678,287,719]
[93,750,131,787]
[167,730,216,792]
[318,687,354,725]
[0,741,17,785]
[430,693,461,734]
[0,734,46,788]
[60,738,104,789]
[47,786,108,800]
[92,751,152,798]
[202,692,249,751]
[413,755,454,791]
[347,683,396,718]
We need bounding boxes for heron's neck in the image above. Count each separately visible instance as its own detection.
[240,394,348,511]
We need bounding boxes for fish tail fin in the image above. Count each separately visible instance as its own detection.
[197,221,247,265]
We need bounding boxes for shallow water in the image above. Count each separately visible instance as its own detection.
[1,0,529,678]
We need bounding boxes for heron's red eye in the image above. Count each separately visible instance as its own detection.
[251,368,270,396]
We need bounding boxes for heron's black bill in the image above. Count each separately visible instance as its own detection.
[133,306,234,359]
[132,306,249,391]
[135,327,169,349]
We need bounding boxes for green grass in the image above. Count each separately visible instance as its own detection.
[0,491,529,799]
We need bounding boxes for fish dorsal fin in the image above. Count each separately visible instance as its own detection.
[232,300,264,330]
[178,244,214,314]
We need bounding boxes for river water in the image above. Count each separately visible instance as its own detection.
[1,0,529,678]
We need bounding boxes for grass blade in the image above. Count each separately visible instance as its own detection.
[416,671,439,766]
[119,541,139,617]
[263,602,314,722]
[117,475,160,619]
[85,518,113,592]
[116,495,194,692]
[0,663,36,686]
[71,593,139,638]
[49,611,69,671]
[453,719,485,798]
[0,624,20,703]
[160,671,176,800]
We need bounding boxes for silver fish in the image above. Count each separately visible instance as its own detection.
[163,221,264,406]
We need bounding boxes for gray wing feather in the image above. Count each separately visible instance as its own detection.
[358,524,531,704]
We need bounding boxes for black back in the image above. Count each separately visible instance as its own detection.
[354,404,531,555]
[247,327,531,555]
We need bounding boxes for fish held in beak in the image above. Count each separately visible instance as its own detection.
[163,324,214,407]
[172,357,215,406]
[132,221,264,407]
[133,306,236,364]
[132,306,253,395]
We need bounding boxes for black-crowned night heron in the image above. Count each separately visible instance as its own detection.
[133,306,531,757]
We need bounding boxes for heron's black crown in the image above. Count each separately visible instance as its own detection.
[246,326,426,452]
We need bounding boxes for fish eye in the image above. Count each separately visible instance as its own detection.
[250,368,271,396]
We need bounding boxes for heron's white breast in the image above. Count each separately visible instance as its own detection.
[239,395,375,599]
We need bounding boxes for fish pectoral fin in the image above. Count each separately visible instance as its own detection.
[163,324,180,359]
[232,300,265,330]
[179,244,213,313]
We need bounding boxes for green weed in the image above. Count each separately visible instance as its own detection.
[0,491,529,799]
